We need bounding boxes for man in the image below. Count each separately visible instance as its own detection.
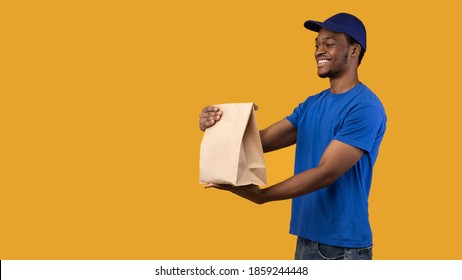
[199,13,386,260]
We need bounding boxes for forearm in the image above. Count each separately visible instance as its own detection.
[260,167,334,203]
[258,140,363,203]
[228,167,334,205]
[259,119,297,153]
[214,140,364,205]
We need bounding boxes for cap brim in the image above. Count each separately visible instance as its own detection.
[304,20,349,35]
[304,20,322,32]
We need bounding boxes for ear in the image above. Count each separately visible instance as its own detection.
[351,44,361,58]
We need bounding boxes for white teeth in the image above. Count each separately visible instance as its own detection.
[318,59,329,63]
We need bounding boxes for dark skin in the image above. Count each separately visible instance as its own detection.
[199,28,364,204]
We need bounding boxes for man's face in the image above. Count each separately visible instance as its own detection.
[314,28,353,79]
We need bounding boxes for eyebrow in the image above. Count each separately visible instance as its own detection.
[315,36,337,42]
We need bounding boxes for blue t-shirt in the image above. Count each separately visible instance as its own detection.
[285,83,386,248]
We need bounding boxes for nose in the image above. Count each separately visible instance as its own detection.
[315,45,325,57]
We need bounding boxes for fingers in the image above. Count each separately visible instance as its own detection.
[204,183,218,189]
[199,119,215,132]
[202,105,220,113]
[200,106,222,118]
[199,106,222,131]
[204,183,234,190]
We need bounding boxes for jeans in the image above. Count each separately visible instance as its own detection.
[294,237,373,260]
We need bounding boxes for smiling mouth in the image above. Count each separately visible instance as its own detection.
[317,59,330,68]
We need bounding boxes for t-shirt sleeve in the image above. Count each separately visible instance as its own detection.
[334,106,386,153]
[285,101,305,129]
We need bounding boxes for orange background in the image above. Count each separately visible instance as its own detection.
[1,0,461,259]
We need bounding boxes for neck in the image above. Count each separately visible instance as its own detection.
[329,70,360,94]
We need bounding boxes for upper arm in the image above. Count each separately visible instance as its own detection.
[317,140,364,184]
[334,106,386,153]
[319,105,385,182]
[260,119,297,153]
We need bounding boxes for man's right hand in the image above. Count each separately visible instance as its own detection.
[199,105,222,131]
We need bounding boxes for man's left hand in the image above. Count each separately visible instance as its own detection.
[205,183,265,205]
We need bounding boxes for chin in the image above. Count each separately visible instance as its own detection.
[317,72,330,78]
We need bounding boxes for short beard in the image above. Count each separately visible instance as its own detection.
[317,72,329,78]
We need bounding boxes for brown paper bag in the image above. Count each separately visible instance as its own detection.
[200,103,267,186]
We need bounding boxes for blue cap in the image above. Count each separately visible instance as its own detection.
[304,13,367,52]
